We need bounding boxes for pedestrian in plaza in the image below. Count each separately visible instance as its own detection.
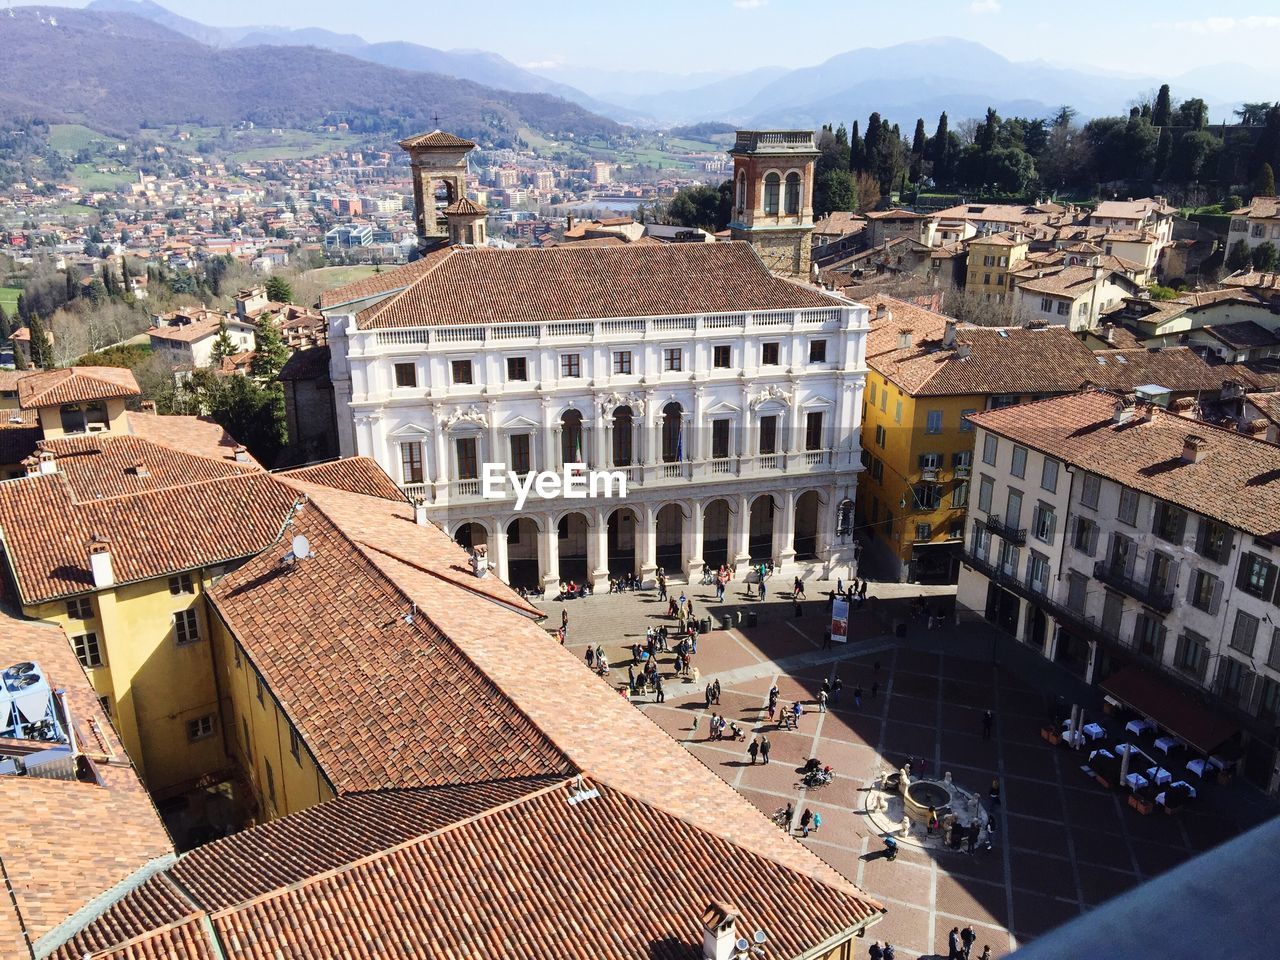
[759,579,768,601]
[821,678,831,699]
[654,674,665,703]
[882,943,895,960]
[793,576,805,599]
[658,577,667,602]
[854,684,863,709]
[748,736,760,764]
[836,577,844,595]
[960,925,976,958]
[799,807,813,837]
[760,734,771,764]
[859,579,869,601]
[705,683,714,709]
[948,927,961,959]
[678,592,687,614]
[989,778,1001,810]
[811,810,821,833]
[561,608,568,631]
[585,647,595,670]
[982,709,994,740]
[967,820,980,855]
[595,644,605,668]
[832,677,843,703]
[716,580,725,602]
[690,713,700,738]
[783,800,793,831]
[713,679,722,704]
[868,943,883,960]
[977,946,991,960]
[817,689,828,713]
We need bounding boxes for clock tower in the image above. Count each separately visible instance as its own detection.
[727,130,820,279]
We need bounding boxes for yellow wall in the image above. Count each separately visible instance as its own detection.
[27,574,225,794]
[210,609,334,822]
[966,238,1028,309]
[35,396,130,440]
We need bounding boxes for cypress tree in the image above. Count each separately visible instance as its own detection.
[848,120,863,172]
[1257,162,1276,198]
[27,314,51,369]
[912,118,927,157]
[864,113,883,176]
[1152,84,1172,127]
[1153,127,1173,180]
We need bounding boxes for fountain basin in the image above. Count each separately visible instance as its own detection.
[903,779,954,822]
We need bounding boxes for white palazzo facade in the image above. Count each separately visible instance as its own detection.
[324,258,868,590]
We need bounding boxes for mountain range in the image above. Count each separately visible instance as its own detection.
[0,5,620,142]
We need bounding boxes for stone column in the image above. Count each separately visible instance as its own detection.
[686,499,705,582]
[491,518,510,584]
[642,391,658,482]
[539,397,555,474]
[692,386,707,465]
[777,489,797,571]
[639,501,658,586]
[734,494,752,566]
[593,400,606,470]
[589,506,609,592]
[540,514,560,591]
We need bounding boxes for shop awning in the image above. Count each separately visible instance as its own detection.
[1100,665,1240,755]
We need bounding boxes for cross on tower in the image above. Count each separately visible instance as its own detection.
[432,111,441,129]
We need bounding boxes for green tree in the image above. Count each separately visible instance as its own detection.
[1169,130,1219,182]
[206,376,288,466]
[26,314,52,369]
[264,275,294,304]
[1226,238,1253,272]
[65,269,77,302]
[1153,126,1173,179]
[666,182,732,231]
[814,170,856,217]
[848,120,864,172]
[1235,102,1273,126]
[1175,98,1209,130]
[1251,240,1278,272]
[1256,162,1276,197]
[863,113,883,177]
[249,313,289,382]
[209,320,236,369]
[0,302,10,341]
[911,118,927,157]
[1152,84,1172,127]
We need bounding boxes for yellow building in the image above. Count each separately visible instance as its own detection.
[965,231,1030,310]
[856,295,1108,582]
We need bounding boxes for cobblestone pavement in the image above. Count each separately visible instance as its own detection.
[538,579,1251,959]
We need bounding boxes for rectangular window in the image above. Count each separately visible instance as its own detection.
[713,345,731,369]
[983,272,991,285]
[256,675,265,705]
[394,362,417,388]
[1216,657,1254,709]
[1033,503,1056,543]
[915,522,932,542]
[1040,297,1053,312]
[1175,630,1210,680]
[978,475,993,513]
[506,356,528,381]
[1040,458,1059,493]
[1028,552,1050,593]
[1080,473,1101,509]
[1057,302,1070,316]
[982,433,998,465]
[805,411,824,451]
[1153,502,1188,544]
[72,632,102,668]
[925,410,943,434]
[871,458,884,481]
[1010,445,1027,479]
[879,389,887,412]
[894,399,903,424]
[168,573,194,595]
[242,717,252,761]
[869,381,878,405]
[951,480,969,509]
[400,442,423,485]
[1231,611,1261,656]
[66,597,92,620]
[1073,516,1099,556]
[663,348,682,372]
[265,758,276,805]
[290,729,301,763]
[762,342,780,366]
[1269,627,1280,671]
[711,419,731,459]
[561,354,581,378]
[959,408,977,432]
[1187,570,1221,615]
[1237,552,1278,599]
[99,695,112,717]
[1006,489,1023,527]
[759,416,778,455]
[1067,571,1088,612]
[808,340,827,363]
[874,424,886,448]
[1117,488,1139,526]
[612,351,632,375]
[450,359,473,385]
[455,437,479,480]
[1134,613,1167,661]
[187,715,215,742]
[1195,518,1232,564]
[509,434,531,475]
[174,609,200,646]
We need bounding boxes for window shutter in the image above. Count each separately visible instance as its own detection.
[1046,510,1056,543]
[1237,555,1254,591]
[1194,519,1207,555]
[1124,544,1138,580]
[1240,671,1257,712]
[1174,632,1188,667]
[1210,577,1223,616]
[1087,523,1099,556]
[1221,527,1235,560]
[1266,563,1279,601]
[1185,574,1198,604]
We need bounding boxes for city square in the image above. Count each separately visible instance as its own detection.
[542,579,1269,958]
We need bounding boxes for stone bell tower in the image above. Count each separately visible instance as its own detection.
[398,129,476,252]
[727,130,820,278]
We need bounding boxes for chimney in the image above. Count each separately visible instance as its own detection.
[897,329,914,350]
[1182,434,1208,464]
[1093,265,1104,283]
[37,450,56,475]
[566,214,575,232]
[1103,323,1116,344]
[471,544,489,578]
[413,497,429,526]
[89,536,114,589]
[22,456,38,477]
[233,446,250,463]
[943,320,957,348]
[139,400,157,415]
[874,303,887,321]
[1113,398,1134,424]
[127,460,150,478]
[702,902,739,960]
[955,342,972,359]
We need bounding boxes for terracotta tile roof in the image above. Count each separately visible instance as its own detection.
[56,876,196,958]
[396,130,477,150]
[277,457,406,502]
[443,197,486,215]
[329,243,837,329]
[1228,197,1280,219]
[970,231,1025,247]
[0,371,32,392]
[277,345,331,382]
[1198,321,1280,350]
[1247,391,1280,426]
[317,245,455,309]
[64,780,882,960]
[1088,347,1224,393]
[862,208,927,220]
[123,411,257,466]
[17,367,140,410]
[207,504,573,794]
[812,211,864,237]
[0,611,172,950]
[0,470,298,603]
[35,434,257,501]
[968,390,1280,539]
[1222,359,1280,390]
[1092,198,1176,220]
[148,315,241,344]
[1221,269,1280,291]
[1015,264,1131,298]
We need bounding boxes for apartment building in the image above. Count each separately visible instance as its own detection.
[1227,196,1280,254]
[957,390,1280,793]
[965,231,1029,306]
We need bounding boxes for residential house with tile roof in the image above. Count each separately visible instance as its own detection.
[1226,196,1280,255]
[957,390,1280,796]
[321,240,867,591]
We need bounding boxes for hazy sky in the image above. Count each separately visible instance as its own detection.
[47,0,1280,75]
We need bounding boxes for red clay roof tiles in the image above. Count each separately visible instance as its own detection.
[17,367,140,410]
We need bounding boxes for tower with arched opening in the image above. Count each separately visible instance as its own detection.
[727,130,820,278]
[398,129,476,252]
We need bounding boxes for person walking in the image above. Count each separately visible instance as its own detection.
[832,677,843,704]
[799,808,813,837]
[947,927,961,959]
[977,946,991,960]
[960,925,976,958]
[748,736,760,764]
[654,674,665,703]
[585,647,595,670]
[690,713,700,738]
[854,685,863,709]
[967,820,980,855]
[982,709,994,740]
[759,579,767,601]
[760,734,771,764]
[817,689,828,713]
[882,943,895,960]
[658,576,667,601]
[783,801,793,831]
[868,943,883,960]
[713,679,722,705]
[811,810,822,833]
[705,683,714,709]
[858,579,869,601]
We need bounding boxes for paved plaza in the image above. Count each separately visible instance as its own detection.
[539,579,1260,958]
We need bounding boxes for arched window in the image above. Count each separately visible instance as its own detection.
[784,172,801,215]
[612,406,633,466]
[762,172,780,215]
[661,402,684,463]
[560,409,584,465]
[735,171,746,214]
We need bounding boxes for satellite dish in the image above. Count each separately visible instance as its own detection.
[291,534,311,559]
[735,939,750,954]
[754,931,767,945]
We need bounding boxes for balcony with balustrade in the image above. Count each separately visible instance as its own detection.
[1093,561,1175,613]
[984,513,1026,545]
